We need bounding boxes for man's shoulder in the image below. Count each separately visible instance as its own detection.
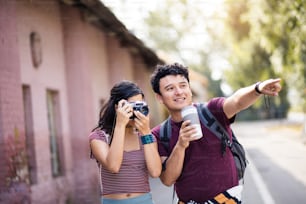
[207,96,225,104]
[205,97,226,110]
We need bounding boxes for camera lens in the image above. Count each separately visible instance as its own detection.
[129,101,149,119]
[140,106,149,116]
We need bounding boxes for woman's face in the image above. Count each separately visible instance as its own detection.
[127,94,144,103]
[126,94,144,126]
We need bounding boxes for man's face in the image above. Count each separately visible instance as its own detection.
[157,75,192,112]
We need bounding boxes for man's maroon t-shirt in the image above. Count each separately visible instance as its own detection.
[151,97,238,202]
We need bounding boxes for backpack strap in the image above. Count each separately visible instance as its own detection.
[196,103,233,155]
[160,104,233,153]
[159,116,172,153]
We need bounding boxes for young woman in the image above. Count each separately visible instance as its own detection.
[89,80,161,204]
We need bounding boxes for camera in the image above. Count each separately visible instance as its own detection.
[129,101,149,119]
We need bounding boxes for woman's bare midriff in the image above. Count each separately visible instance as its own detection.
[103,192,146,199]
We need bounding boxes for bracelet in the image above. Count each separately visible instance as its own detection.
[255,81,262,94]
[141,134,155,145]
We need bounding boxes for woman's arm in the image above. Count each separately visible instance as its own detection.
[90,100,132,173]
[142,139,162,178]
[134,111,162,178]
[90,123,126,173]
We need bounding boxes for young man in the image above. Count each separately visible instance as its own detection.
[150,63,282,204]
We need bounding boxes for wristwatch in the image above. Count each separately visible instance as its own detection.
[255,81,262,94]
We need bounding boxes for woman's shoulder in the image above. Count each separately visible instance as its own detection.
[89,129,109,143]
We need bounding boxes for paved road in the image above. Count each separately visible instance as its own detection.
[236,120,306,204]
[150,118,306,204]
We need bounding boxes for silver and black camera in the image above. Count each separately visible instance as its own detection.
[129,101,149,119]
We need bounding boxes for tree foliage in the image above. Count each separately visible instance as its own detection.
[143,0,226,97]
[141,0,305,119]
[220,0,306,118]
[258,0,306,111]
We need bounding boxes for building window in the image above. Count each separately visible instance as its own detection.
[46,90,64,177]
[30,32,42,68]
[22,85,37,184]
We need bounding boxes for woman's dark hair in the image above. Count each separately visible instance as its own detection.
[93,80,144,143]
[150,62,189,94]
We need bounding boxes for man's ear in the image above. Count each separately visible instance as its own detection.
[155,93,164,104]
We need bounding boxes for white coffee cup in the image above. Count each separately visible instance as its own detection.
[181,105,203,140]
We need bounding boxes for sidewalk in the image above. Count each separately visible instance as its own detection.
[150,178,175,204]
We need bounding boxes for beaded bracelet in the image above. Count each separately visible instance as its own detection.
[141,134,156,145]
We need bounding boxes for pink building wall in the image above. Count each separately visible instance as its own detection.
[106,35,135,86]
[61,5,106,203]
[0,0,162,203]
[0,1,31,203]
[16,1,77,203]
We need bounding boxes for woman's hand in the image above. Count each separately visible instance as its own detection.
[133,111,151,135]
[116,100,133,126]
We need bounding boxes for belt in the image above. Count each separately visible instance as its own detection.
[178,194,240,204]
[177,185,242,204]
[178,196,240,204]
[178,200,239,204]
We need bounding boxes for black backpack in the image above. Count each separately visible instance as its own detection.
[159,103,248,180]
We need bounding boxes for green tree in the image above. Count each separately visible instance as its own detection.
[143,0,226,97]
[257,0,306,111]
[221,0,302,119]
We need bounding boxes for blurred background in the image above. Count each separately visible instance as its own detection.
[103,0,306,121]
[0,0,305,203]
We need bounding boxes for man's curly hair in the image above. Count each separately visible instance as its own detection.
[150,62,190,94]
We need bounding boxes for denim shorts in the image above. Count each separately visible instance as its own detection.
[101,193,154,204]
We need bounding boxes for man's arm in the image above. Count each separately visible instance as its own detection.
[159,120,198,186]
[159,146,185,186]
[223,78,282,119]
